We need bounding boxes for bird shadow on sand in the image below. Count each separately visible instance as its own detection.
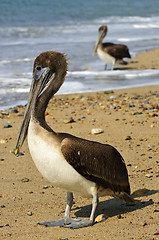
[114,60,140,71]
[72,190,158,219]
[114,67,136,71]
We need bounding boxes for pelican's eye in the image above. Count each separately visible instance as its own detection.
[34,65,43,80]
[36,66,42,71]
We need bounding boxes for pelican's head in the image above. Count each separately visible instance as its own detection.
[13,51,68,156]
[93,25,108,56]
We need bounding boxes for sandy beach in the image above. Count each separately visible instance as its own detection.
[0,48,159,240]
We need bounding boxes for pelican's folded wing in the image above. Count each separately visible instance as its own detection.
[60,137,130,194]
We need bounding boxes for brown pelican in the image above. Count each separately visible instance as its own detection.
[14,51,135,229]
[93,25,131,70]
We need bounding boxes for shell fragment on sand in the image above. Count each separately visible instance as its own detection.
[91,128,104,135]
[95,214,106,223]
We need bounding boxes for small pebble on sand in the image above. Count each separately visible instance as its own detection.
[4,123,12,128]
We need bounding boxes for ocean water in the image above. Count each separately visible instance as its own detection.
[0,0,159,109]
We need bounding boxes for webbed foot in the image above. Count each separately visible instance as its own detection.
[38,217,80,227]
[62,218,94,229]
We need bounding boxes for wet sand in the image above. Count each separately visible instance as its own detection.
[0,48,159,240]
[116,47,159,70]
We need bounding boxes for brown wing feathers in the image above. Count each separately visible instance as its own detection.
[61,137,130,194]
[103,44,131,59]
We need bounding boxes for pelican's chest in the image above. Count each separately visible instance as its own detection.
[27,120,96,197]
[97,48,114,63]
[27,121,62,182]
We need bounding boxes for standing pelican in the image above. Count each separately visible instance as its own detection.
[93,25,131,70]
[14,51,135,229]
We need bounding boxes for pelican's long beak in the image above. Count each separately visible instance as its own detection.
[13,79,37,156]
[92,31,103,56]
[13,67,51,156]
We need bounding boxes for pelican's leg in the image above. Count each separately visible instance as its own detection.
[111,60,115,70]
[38,192,80,227]
[63,193,99,229]
[105,64,107,70]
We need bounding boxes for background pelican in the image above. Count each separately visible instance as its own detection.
[93,25,131,70]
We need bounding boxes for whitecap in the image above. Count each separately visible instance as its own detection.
[134,24,159,29]
[68,69,159,78]
[0,58,33,65]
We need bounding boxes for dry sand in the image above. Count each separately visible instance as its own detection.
[0,48,159,240]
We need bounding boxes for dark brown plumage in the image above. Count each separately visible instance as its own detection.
[33,51,68,76]
[60,135,130,195]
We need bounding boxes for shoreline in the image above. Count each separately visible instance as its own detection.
[116,47,159,70]
[1,80,159,111]
[1,47,159,111]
